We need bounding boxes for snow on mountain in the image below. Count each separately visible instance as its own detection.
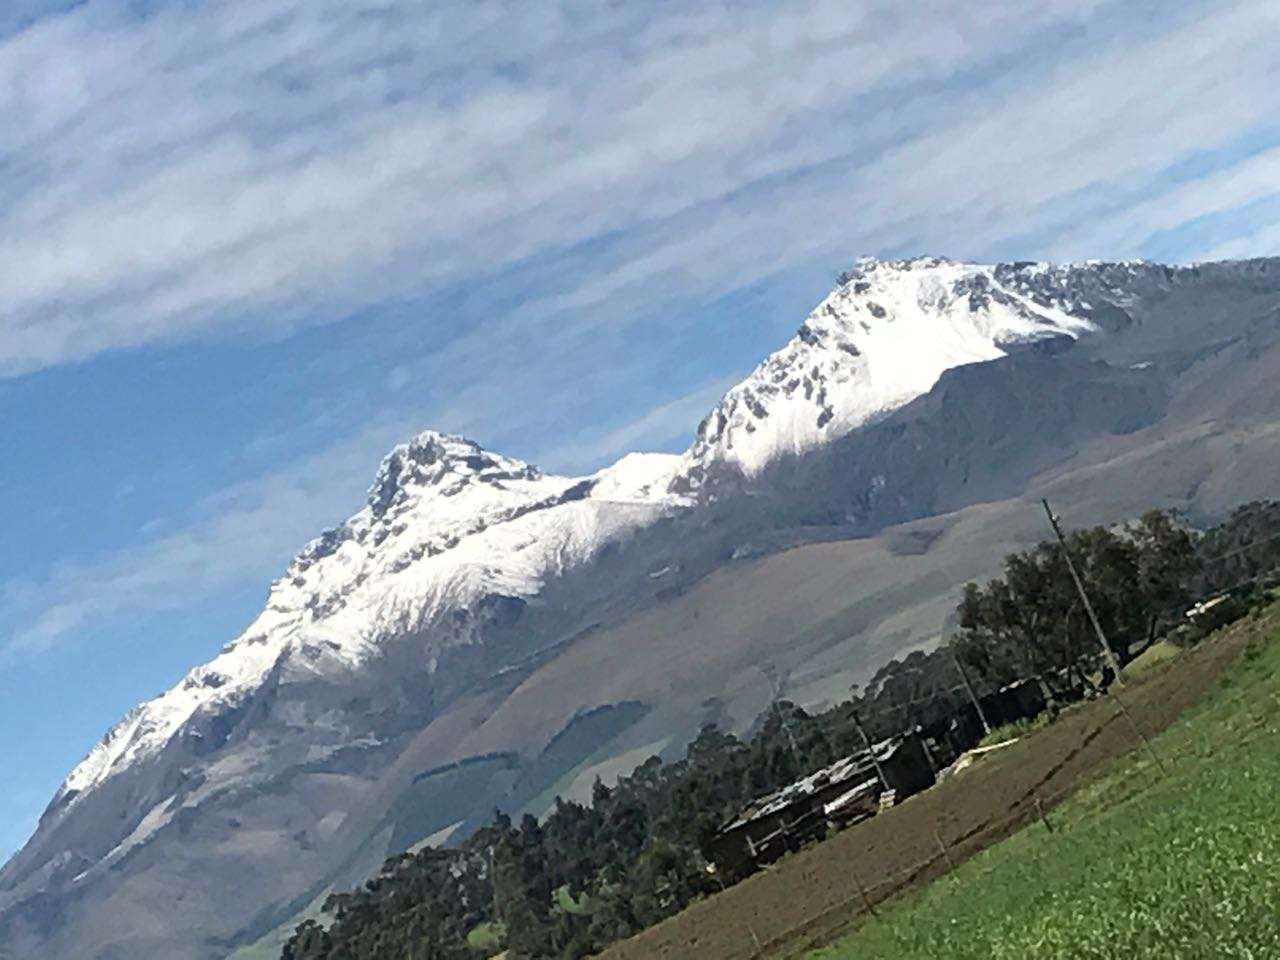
[683,256,1096,476]
[53,257,1103,816]
[58,435,687,805]
[13,255,1280,960]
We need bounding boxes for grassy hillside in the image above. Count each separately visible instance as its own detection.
[599,598,1279,960]
[809,600,1280,960]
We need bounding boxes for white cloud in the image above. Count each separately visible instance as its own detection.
[1194,219,1280,263]
[1057,145,1280,260]
[535,374,742,474]
[7,0,1280,661]
[541,0,1280,313]
[1,371,752,657]
[1,0,1141,375]
[1,417,414,659]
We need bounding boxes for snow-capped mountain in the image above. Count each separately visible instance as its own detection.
[7,255,1280,960]
[53,258,1103,811]
[61,437,687,803]
[684,257,1098,476]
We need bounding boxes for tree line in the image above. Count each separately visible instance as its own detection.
[282,501,1280,960]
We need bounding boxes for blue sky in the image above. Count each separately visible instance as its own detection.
[3,0,1280,863]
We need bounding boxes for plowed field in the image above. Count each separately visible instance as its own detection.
[599,609,1273,960]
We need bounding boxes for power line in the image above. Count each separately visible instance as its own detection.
[1197,528,1280,566]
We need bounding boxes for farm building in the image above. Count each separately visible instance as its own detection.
[921,677,1049,763]
[708,735,935,881]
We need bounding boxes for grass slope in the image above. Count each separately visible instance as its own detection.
[810,605,1280,960]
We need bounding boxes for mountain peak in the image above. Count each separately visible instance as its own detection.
[683,258,1096,477]
[840,254,957,280]
[366,430,541,519]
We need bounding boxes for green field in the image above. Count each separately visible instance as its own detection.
[810,608,1280,960]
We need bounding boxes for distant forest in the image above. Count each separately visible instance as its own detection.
[281,501,1280,960]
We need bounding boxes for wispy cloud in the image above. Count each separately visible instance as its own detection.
[1,0,1190,376]
[1,417,414,659]
[535,374,742,475]
[521,0,1280,318]
[1,372,744,658]
[6,0,1280,661]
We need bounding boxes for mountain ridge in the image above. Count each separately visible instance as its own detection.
[41,255,1108,821]
[5,254,1280,960]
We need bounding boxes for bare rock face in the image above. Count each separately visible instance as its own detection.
[4,257,1280,960]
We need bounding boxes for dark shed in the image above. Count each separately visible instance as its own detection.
[709,734,936,881]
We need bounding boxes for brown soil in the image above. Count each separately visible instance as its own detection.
[597,612,1272,960]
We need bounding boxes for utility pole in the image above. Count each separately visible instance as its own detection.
[950,646,991,737]
[850,709,889,790]
[1041,498,1126,687]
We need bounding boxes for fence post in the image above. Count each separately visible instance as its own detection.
[1108,689,1167,775]
[1035,795,1055,833]
[933,826,956,871]
[853,869,877,917]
